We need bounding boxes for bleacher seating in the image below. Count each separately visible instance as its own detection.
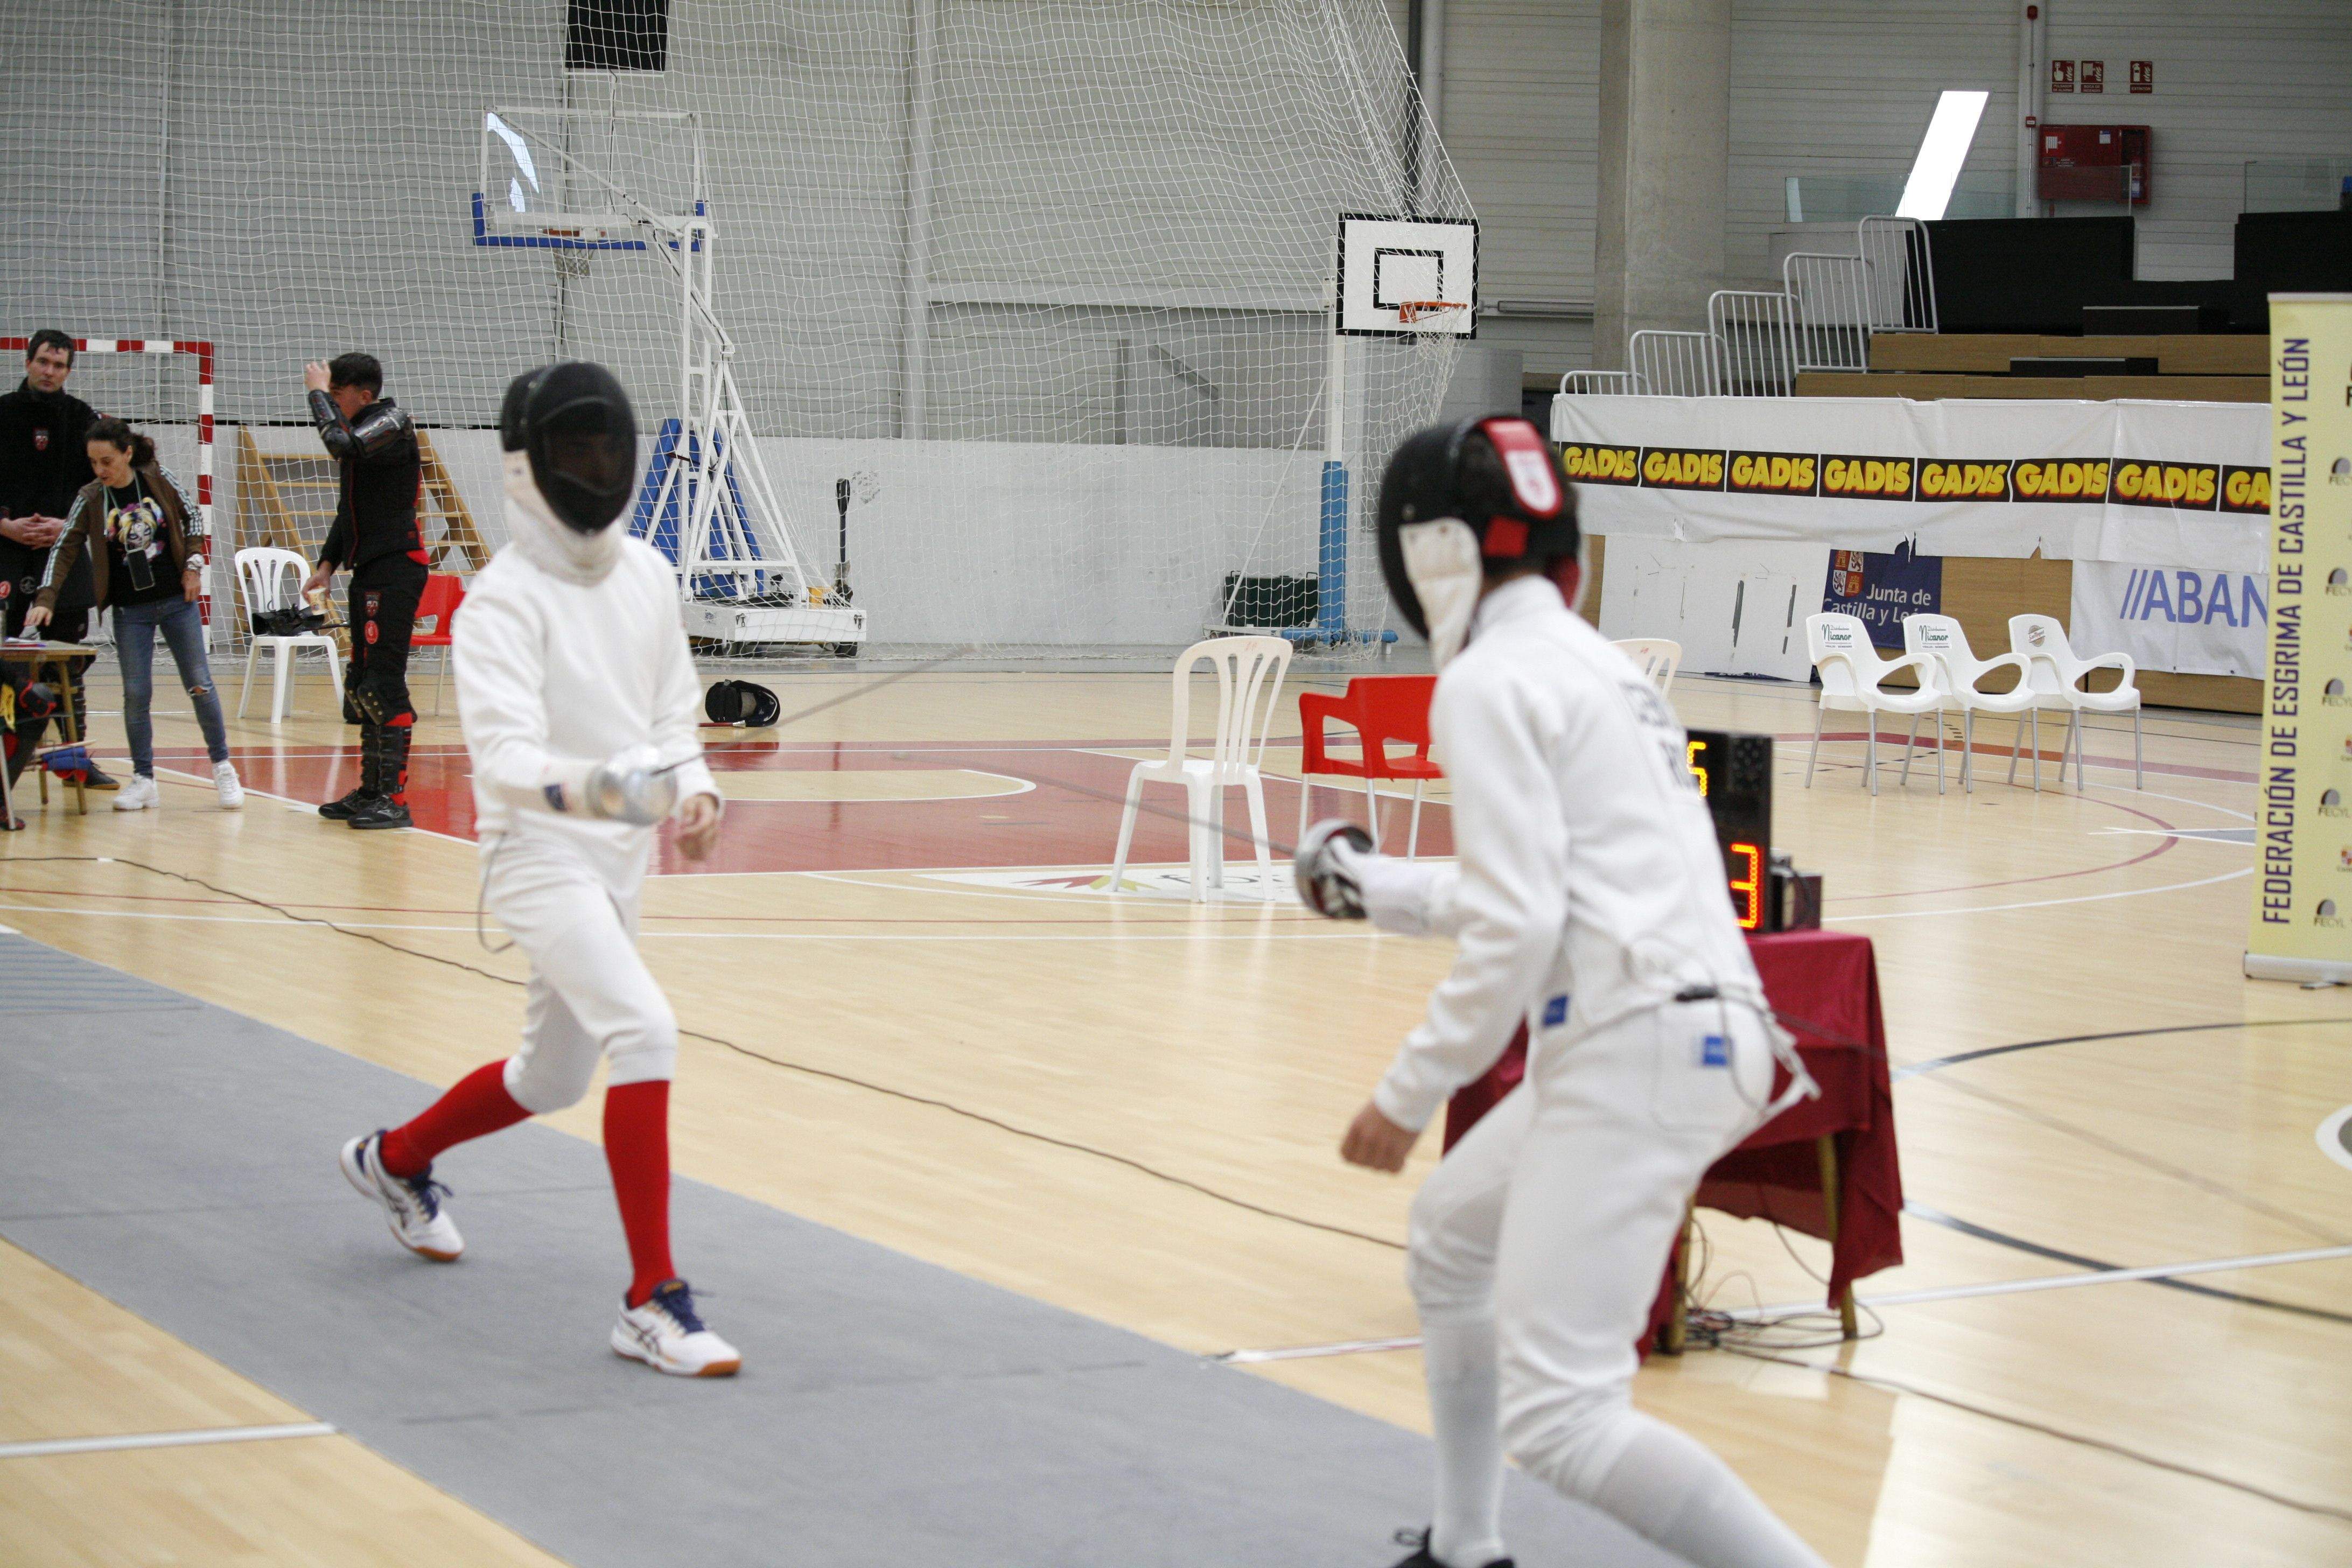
[1791,331,2268,403]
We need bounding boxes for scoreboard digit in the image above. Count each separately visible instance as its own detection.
[1683,730,1773,932]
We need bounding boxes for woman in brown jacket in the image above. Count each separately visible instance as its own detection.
[24,418,242,810]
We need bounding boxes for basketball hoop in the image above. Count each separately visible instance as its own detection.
[1397,299,1469,331]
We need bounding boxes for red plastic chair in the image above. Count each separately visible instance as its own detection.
[1297,674,1442,857]
[411,573,467,715]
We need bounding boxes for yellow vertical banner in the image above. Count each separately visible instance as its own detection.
[2247,296,2352,983]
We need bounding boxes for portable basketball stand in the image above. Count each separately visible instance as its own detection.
[472,107,864,656]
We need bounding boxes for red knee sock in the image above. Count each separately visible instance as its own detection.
[379,1060,530,1178]
[604,1080,675,1308]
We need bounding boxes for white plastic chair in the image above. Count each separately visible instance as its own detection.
[235,547,344,725]
[1111,636,1292,901]
[1901,615,2035,793]
[1804,613,1945,796]
[2010,614,2143,790]
[1612,637,1682,695]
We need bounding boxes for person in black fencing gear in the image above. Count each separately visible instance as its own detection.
[1306,415,1829,1568]
[300,352,425,830]
[703,678,780,728]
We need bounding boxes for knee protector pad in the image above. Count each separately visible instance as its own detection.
[352,668,412,726]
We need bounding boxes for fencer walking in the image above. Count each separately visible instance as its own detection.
[339,361,740,1376]
[1296,415,1828,1567]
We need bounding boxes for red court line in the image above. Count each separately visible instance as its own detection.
[0,881,1305,926]
[1825,831,2177,904]
[128,740,1439,880]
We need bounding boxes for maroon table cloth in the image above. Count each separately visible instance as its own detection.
[1440,929,1903,1342]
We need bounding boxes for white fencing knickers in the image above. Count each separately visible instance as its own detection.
[481,828,680,1115]
[1408,998,1830,1568]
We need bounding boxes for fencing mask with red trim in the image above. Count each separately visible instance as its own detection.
[1375,415,1579,669]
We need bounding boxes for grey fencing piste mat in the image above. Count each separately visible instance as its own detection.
[0,932,1674,1567]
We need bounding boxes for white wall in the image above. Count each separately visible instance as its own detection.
[1724,0,2352,286]
[1434,0,1602,381]
[3,0,1454,445]
[215,428,1332,648]
[1727,0,2022,288]
[2043,0,2352,279]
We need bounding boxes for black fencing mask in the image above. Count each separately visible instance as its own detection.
[704,679,781,728]
[500,362,639,535]
[1375,415,1579,668]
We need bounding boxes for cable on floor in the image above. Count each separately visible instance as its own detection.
[1717,1340,2352,1526]
[2,855,1408,1255]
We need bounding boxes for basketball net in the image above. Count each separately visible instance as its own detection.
[1398,300,1470,380]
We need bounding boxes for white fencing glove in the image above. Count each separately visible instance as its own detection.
[1293,819,1374,919]
[578,744,682,825]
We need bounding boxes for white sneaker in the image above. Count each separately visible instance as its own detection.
[213,760,244,810]
[612,1279,740,1377]
[112,774,160,811]
[339,1131,464,1262]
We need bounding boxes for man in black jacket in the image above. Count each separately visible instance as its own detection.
[301,352,424,830]
[0,330,117,789]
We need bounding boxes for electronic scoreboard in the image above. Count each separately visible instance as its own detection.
[1683,730,1774,932]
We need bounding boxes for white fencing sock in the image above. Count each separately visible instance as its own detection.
[1587,1413,1830,1568]
[1422,1317,1509,1567]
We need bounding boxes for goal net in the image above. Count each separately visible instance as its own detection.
[8,1,1472,663]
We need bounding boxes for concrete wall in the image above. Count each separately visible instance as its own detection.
[1404,0,2352,375]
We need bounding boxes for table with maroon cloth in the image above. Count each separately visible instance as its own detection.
[1441,928,1902,1352]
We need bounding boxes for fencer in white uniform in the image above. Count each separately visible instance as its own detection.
[339,362,739,1377]
[1297,416,1828,1568]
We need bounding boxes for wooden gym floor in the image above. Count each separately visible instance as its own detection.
[1,654,2347,1566]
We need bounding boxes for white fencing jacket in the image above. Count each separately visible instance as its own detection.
[1362,575,1765,1132]
[454,534,719,856]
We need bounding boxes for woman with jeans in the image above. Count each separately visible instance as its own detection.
[24,418,242,809]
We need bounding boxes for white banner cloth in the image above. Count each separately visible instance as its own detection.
[2067,559,2271,679]
[1551,395,2269,571]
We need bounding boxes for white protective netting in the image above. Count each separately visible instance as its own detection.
[1,1,1471,661]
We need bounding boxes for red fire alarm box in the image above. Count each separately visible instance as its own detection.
[2039,124,2151,205]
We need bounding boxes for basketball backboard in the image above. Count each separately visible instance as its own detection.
[475,107,704,248]
[1336,213,1479,338]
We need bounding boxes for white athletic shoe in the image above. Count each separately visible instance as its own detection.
[111,774,159,811]
[213,760,244,810]
[612,1279,740,1377]
[339,1131,464,1262]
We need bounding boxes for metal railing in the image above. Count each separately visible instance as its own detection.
[1627,330,1721,397]
[1781,251,1872,373]
[1858,215,1937,333]
[1557,216,1937,400]
[1706,289,1797,396]
[1558,369,1647,395]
